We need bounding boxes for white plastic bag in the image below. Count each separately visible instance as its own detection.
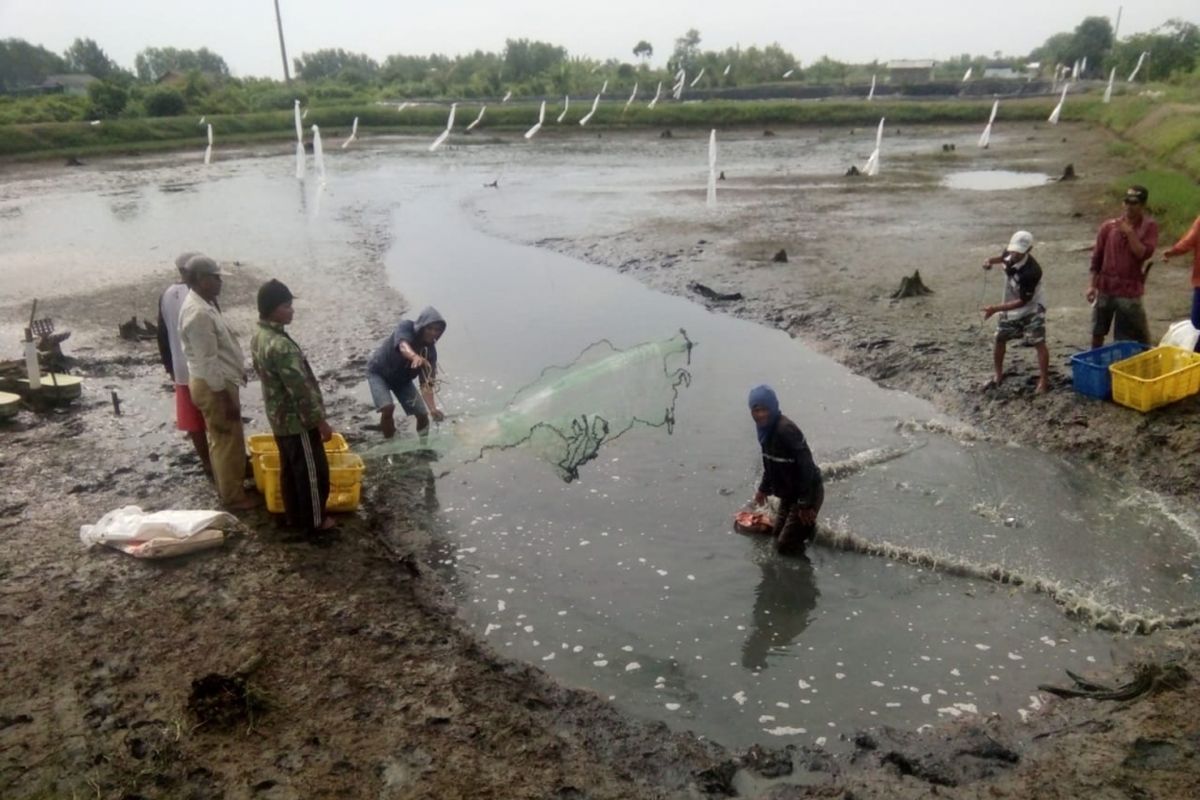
[80,505,235,558]
[1159,320,1200,352]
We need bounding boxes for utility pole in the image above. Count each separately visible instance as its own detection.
[274,0,291,83]
[1112,6,1123,41]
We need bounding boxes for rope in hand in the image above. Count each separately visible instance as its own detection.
[419,349,448,430]
[976,264,992,333]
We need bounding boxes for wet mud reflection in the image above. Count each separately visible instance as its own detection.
[742,551,820,672]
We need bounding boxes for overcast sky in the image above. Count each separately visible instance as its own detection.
[1,1,1195,78]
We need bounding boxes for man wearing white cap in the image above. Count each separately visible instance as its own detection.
[179,256,258,510]
[981,230,1050,394]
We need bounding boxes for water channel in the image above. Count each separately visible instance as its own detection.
[377,168,1195,749]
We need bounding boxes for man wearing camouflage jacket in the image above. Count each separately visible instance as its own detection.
[250,279,337,534]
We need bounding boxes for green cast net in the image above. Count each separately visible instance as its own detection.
[365,330,694,482]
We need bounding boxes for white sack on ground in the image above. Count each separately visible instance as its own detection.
[81,505,235,558]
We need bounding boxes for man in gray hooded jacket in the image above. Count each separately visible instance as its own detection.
[366,307,446,438]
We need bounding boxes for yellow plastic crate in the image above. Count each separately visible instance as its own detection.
[246,433,278,456]
[259,451,365,515]
[326,452,365,513]
[247,432,348,454]
[1109,346,1200,412]
[247,433,348,492]
[258,451,284,513]
[247,435,277,492]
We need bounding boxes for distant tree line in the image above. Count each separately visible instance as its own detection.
[288,34,805,95]
[1029,16,1199,81]
[0,18,1197,126]
[0,37,234,90]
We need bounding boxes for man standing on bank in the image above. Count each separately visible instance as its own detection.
[1162,211,1200,349]
[251,279,337,533]
[982,230,1050,394]
[156,251,212,475]
[366,307,447,439]
[179,256,258,510]
[1087,185,1159,347]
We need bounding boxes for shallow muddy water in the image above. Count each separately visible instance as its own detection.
[2,129,1196,752]
[380,177,1193,749]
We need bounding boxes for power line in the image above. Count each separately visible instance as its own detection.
[273,0,291,83]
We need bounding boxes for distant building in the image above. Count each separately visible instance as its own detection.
[983,66,1021,79]
[39,74,99,96]
[886,60,935,84]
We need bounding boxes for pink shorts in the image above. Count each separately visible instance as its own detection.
[175,384,206,433]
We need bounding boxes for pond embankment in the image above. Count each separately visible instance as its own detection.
[0,95,1073,160]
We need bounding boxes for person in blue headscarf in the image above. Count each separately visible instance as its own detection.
[748,385,824,556]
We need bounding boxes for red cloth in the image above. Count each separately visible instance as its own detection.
[174,384,206,433]
[1090,216,1159,298]
[1165,215,1200,289]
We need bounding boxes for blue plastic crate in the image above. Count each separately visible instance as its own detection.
[1070,342,1150,399]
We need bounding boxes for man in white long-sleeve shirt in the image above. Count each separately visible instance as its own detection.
[179,256,258,510]
[156,251,212,476]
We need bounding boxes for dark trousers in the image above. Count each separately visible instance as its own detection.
[773,482,825,556]
[1192,288,1200,341]
[275,429,329,531]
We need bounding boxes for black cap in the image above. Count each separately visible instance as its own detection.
[1124,185,1149,205]
[257,279,295,318]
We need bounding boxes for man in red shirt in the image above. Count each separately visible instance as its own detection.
[1086,185,1158,347]
[1163,212,1200,348]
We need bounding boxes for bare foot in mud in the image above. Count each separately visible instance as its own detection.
[380,414,396,438]
[226,494,262,511]
[1035,381,1049,395]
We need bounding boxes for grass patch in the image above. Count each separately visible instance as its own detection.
[1108,141,1136,159]
[1086,93,1200,181]
[1132,114,1200,176]
[0,106,425,158]
[0,97,1065,160]
[1086,96,1158,132]
[613,98,1059,128]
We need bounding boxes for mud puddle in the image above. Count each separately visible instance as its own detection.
[942,170,1054,190]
